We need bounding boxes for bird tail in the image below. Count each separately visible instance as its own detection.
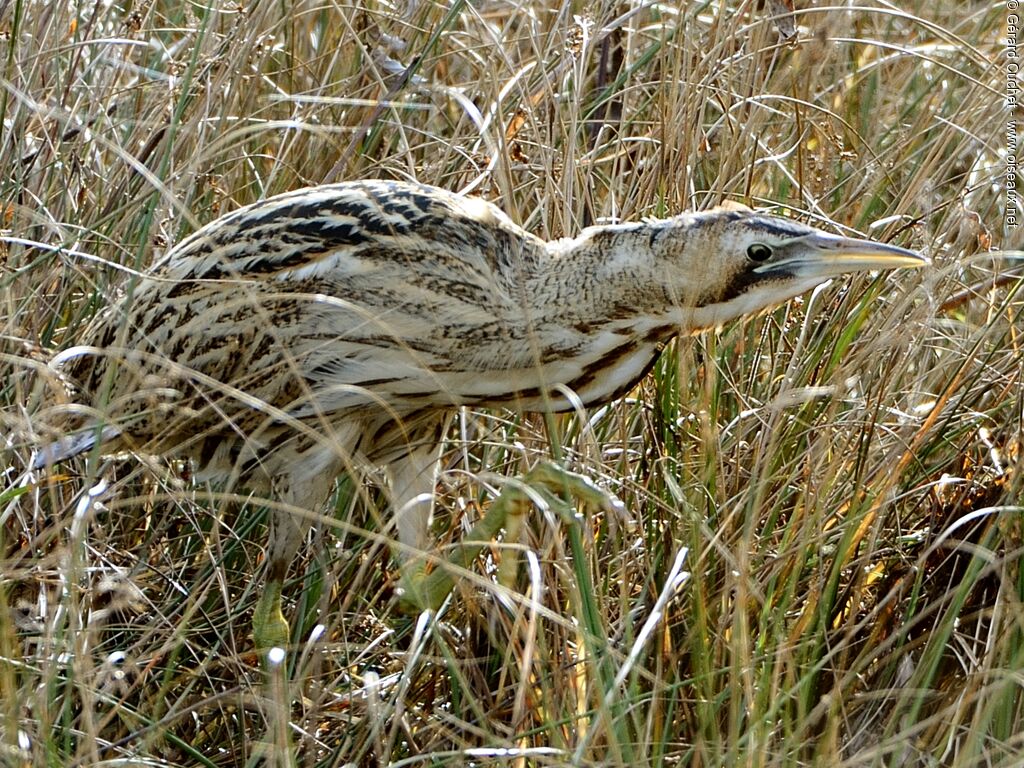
[30,425,121,471]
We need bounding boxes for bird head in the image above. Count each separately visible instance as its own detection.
[652,206,927,330]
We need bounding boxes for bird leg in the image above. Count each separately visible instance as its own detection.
[386,439,445,562]
[251,450,344,654]
[400,461,623,611]
[253,506,306,652]
[382,416,449,599]
[251,420,446,654]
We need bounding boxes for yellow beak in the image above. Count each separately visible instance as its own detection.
[755,233,928,279]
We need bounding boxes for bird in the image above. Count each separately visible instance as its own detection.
[30,179,925,651]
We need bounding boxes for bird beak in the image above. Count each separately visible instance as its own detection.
[755,233,928,278]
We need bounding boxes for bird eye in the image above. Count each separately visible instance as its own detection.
[746,243,773,262]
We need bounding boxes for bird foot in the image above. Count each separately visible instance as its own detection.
[398,461,624,611]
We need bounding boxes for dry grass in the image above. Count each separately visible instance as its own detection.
[0,1,1015,766]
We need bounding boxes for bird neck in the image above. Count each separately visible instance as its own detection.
[478,221,688,410]
[534,221,684,340]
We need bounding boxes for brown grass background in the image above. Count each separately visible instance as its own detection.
[0,1,1015,766]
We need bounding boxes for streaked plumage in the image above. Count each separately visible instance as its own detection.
[34,180,925,648]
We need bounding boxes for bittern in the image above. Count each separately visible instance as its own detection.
[32,180,924,651]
